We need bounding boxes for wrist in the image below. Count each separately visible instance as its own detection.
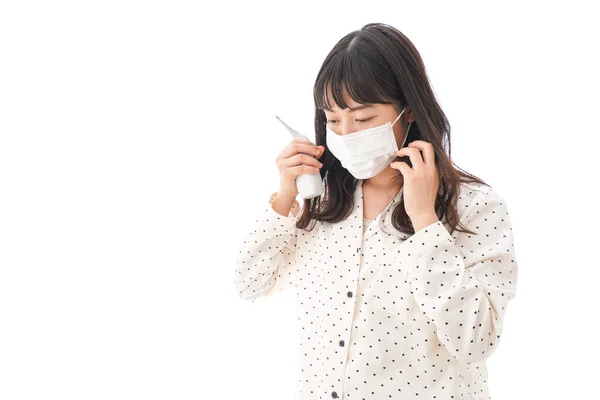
[269,192,299,217]
[411,212,439,233]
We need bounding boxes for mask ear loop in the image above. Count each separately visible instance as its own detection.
[392,106,407,126]
[399,121,412,149]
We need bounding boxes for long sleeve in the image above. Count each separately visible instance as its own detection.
[393,192,518,364]
[234,203,300,301]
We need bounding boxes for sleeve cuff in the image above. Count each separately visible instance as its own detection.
[257,203,299,235]
[396,220,454,271]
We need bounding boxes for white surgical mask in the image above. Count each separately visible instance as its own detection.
[326,106,411,179]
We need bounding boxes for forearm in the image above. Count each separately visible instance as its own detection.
[234,202,299,300]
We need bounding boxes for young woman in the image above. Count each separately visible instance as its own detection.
[234,23,518,400]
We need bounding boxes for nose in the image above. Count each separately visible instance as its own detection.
[340,120,355,136]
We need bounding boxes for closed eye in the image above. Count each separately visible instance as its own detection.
[326,117,373,124]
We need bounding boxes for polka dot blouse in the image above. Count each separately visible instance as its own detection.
[234,179,518,399]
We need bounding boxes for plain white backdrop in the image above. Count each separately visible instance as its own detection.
[1,1,598,399]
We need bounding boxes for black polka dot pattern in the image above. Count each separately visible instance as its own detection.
[234,180,518,399]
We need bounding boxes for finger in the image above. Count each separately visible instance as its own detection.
[287,164,321,177]
[390,161,411,176]
[408,141,435,165]
[312,145,326,160]
[284,153,323,169]
[397,147,424,171]
[279,141,320,159]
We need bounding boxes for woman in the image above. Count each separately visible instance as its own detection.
[234,22,518,400]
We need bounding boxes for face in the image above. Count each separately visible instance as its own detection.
[323,87,415,147]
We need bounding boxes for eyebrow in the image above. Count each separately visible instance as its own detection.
[324,104,374,112]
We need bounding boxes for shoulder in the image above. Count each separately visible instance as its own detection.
[455,180,507,220]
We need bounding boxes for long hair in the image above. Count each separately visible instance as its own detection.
[296,23,488,236]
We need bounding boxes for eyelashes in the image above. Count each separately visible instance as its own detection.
[326,117,374,124]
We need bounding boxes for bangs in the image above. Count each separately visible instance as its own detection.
[314,50,398,112]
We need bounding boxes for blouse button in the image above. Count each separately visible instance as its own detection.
[339,340,345,347]
[347,291,353,298]
[331,392,338,399]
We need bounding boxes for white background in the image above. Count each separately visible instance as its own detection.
[1,1,598,399]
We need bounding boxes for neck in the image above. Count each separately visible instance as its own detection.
[363,165,403,194]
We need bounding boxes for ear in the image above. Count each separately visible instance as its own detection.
[406,106,415,123]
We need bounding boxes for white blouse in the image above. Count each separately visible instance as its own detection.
[363,218,373,235]
[234,179,518,400]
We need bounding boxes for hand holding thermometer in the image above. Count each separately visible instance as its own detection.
[275,116,325,199]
